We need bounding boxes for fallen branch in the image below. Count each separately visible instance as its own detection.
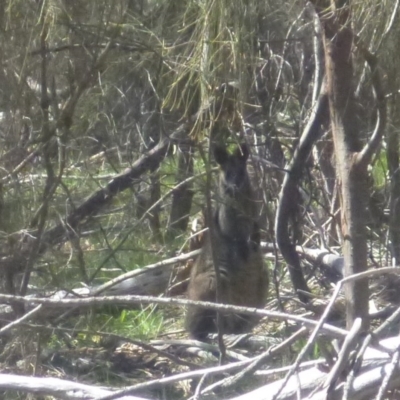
[0,374,148,400]
[0,292,348,338]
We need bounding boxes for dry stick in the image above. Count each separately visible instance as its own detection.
[354,270,400,355]
[271,266,400,400]
[344,306,400,398]
[151,338,250,361]
[355,37,386,169]
[375,344,400,400]
[375,304,400,338]
[275,4,326,306]
[374,0,399,52]
[311,4,324,104]
[0,305,42,334]
[94,358,324,400]
[0,318,324,400]
[0,373,147,400]
[338,302,400,400]
[95,333,200,370]
[193,373,209,400]
[0,146,44,183]
[255,359,326,376]
[90,169,209,283]
[93,356,265,400]
[94,329,309,400]
[23,260,400,340]
[0,292,347,338]
[17,323,200,370]
[198,327,308,396]
[349,304,400,400]
[272,7,305,109]
[29,42,158,56]
[93,249,201,295]
[324,318,362,396]
[179,226,208,254]
[198,143,227,364]
[275,91,328,304]
[101,335,200,370]
[272,274,344,399]
[272,240,285,314]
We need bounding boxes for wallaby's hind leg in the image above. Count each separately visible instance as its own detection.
[186,272,218,340]
[186,271,233,340]
[186,271,258,339]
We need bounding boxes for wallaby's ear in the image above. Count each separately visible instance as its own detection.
[214,146,229,166]
[234,143,249,162]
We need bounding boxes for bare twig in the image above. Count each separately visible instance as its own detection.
[325,318,362,394]
[0,374,146,400]
[199,327,308,396]
[355,37,387,168]
[94,249,201,295]
[275,88,328,303]
[197,143,226,364]
[90,168,207,281]
[271,266,400,399]
[375,344,400,400]
[0,292,348,338]
[0,305,42,335]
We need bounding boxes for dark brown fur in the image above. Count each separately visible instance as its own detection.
[186,144,269,340]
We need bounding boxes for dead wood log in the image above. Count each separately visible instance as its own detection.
[231,336,400,400]
[0,373,149,400]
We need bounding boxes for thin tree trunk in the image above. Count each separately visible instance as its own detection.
[313,0,386,330]
[324,8,368,331]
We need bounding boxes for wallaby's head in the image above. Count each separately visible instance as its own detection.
[214,143,250,197]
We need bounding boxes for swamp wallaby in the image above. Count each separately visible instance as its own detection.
[186,143,269,340]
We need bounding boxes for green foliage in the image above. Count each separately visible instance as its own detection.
[372,149,388,188]
[114,307,164,339]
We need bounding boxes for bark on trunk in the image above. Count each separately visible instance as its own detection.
[313,0,386,330]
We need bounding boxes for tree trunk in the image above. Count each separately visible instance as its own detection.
[313,0,386,330]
